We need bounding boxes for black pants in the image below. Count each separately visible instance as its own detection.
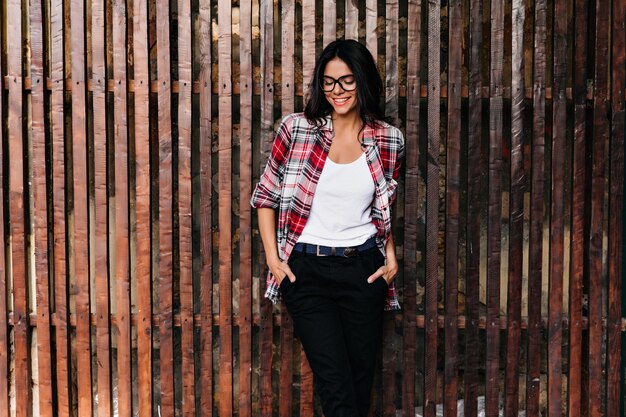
[279,246,388,417]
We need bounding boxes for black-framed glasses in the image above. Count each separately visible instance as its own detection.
[321,75,356,92]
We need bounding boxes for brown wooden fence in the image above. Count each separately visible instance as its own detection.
[1,0,625,416]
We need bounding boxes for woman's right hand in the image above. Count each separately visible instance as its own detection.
[267,255,296,285]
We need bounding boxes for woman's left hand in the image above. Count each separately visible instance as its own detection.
[367,257,398,285]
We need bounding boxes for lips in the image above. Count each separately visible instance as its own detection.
[332,97,351,106]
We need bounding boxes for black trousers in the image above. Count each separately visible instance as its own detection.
[279,246,388,417]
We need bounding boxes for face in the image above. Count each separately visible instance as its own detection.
[322,57,358,118]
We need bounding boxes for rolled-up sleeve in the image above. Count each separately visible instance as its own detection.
[387,130,405,206]
[251,114,294,209]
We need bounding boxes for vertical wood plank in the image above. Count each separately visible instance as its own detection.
[112,0,132,414]
[365,0,377,62]
[218,1,233,416]
[280,0,295,415]
[526,1,546,415]
[607,1,625,416]
[382,2,399,416]
[464,0,483,415]
[548,0,567,415]
[156,0,174,410]
[239,2,253,417]
[259,0,274,414]
[344,0,358,40]
[92,0,112,411]
[424,0,441,414]
[8,2,31,415]
[51,0,72,412]
[198,0,213,414]
[300,2,315,413]
[29,0,54,412]
[177,0,195,412]
[132,0,153,410]
[70,0,93,413]
[486,0,504,415]
[0,24,8,413]
[444,0,462,414]
[567,0,588,415]
[402,1,420,416]
[589,0,610,415]
[504,1,525,416]
[323,0,336,46]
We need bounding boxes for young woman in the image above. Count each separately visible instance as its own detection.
[251,39,404,417]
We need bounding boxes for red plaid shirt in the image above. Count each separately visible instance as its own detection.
[251,113,404,310]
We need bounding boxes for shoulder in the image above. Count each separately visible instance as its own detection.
[276,112,317,130]
[372,120,404,148]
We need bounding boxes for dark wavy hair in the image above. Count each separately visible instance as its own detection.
[304,39,384,127]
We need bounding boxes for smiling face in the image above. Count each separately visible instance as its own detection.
[323,57,358,118]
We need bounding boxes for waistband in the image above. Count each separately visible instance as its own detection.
[292,236,378,258]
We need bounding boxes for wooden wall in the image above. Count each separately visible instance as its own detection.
[0,0,625,416]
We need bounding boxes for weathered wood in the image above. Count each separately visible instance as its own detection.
[464,0,483,416]
[0,23,7,413]
[382,2,399,416]
[402,1,420,415]
[300,3,315,413]
[50,0,72,412]
[133,0,153,411]
[177,0,195,413]
[344,0,358,40]
[239,1,253,417]
[280,0,295,415]
[70,0,93,414]
[365,0,377,62]
[29,0,53,413]
[526,1,546,415]
[156,0,174,411]
[198,0,213,414]
[567,0,588,415]
[323,0,336,46]
[259,0,275,415]
[92,0,112,412]
[218,1,233,416]
[112,0,132,415]
[504,2,525,415]
[444,0,462,414]
[8,3,31,416]
[548,0,567,415]
[589,0,610,415]
[607,1,625,416]
[486,0,504,415]
[425,0,441,414]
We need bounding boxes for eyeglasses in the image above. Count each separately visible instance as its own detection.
[321,75,356,92]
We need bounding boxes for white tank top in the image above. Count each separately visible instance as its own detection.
[297,152,378,246]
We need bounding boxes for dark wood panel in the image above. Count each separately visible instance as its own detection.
[444,0,462,414]
[424,0,441,414]
[402,1,421,415]
[0,26,7,411]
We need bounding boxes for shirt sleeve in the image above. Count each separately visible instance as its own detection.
[250,114,295,209]
[387,127,405,206]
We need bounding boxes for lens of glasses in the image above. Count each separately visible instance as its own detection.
[321,75,356,92]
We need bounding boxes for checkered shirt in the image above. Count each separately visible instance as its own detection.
[251,113,404,311]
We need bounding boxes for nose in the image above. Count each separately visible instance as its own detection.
[332,81,345,93]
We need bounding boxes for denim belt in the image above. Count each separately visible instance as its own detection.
[292,236,377,258]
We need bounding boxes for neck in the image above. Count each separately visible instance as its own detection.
[331,111,362,132]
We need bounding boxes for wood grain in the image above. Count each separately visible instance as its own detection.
[29,0,54,413]
[0,25,7,411]
[365,0,377,62]
[344,0,358,40]
[323,0,336,46]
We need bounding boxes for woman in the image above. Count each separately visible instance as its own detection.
[251,39,404,417]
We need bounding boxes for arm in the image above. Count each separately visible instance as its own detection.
[258,207,296,284]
